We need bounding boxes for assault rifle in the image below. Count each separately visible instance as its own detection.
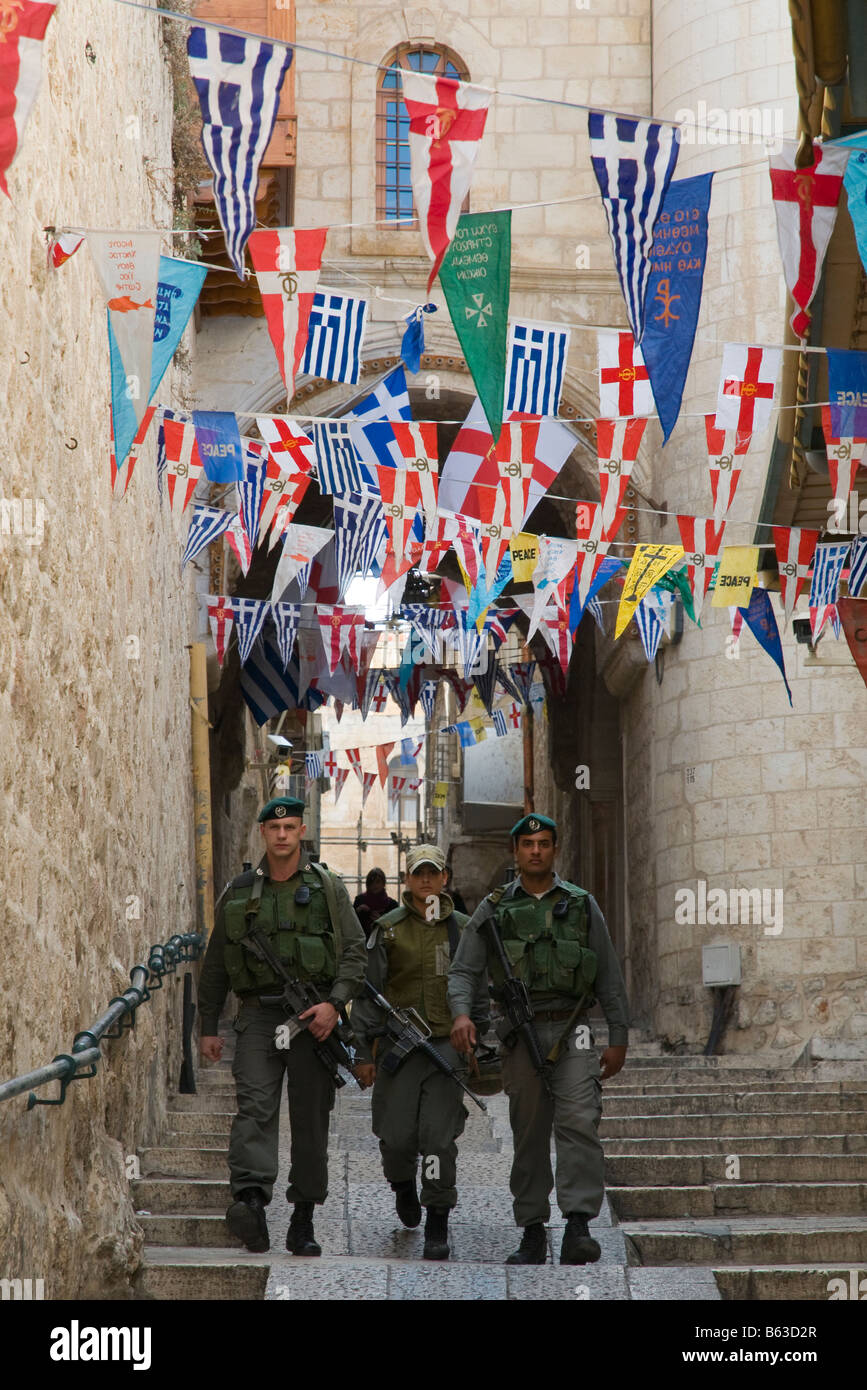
[482,917,554,1098]
[243,926,358,1089]
[363,980,487,1112]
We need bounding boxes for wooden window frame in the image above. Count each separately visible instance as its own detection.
[375,43,470,227]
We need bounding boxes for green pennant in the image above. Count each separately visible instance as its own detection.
[655,565,697,626]
[438,210,511,444]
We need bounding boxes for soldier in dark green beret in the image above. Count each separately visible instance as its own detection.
[448,814,629,1266]
[198,796,367,1256]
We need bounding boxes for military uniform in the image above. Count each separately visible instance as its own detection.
[197,851,367,1210]
[448,868,629,1234]
[351,889,488,1216]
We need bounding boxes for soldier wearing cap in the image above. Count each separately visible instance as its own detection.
[198,796,367,1256]
[351,843,488,1260]
[448,812,629,1267]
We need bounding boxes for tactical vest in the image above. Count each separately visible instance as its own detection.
[377,902,464,1035]
[222,865,338,994]
[490,883,597,1003]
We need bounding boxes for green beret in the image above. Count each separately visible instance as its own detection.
[258,797,305,823]
[511,813,557,841]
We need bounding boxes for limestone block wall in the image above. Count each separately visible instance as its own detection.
[618,0,867,1053]
[0,5,199,1295]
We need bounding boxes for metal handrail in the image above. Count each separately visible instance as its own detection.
[0,931,205,1109]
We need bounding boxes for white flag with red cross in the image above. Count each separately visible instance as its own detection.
[248,228,328,399]
[596,417,647,539]
[257,416,318,475]
[772,525,821,626]
[345,748,363,784]
[376,427,439,561]
[207,596,235,666]
[332,768,350,804]
[256,417,316,545]
[421,512,459,570]
[597,330,654,417]
[538,608,573,674]
[163,417,205,527]
[226,512,253,576]
[676,515,727,623]
[574,504,611,614]
[317,606,365,674]
[769,141,850,340]
[821,404,866,513]
[110,405,156,498]
[361,771,377,806]
[504,701,522,731]
[715,344,781,436]
[321,749,340,780]
[704,413,752,527]
[401,69,491,293]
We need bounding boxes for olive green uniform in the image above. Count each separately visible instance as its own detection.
[197,853,367,1205]
[448,874,629,1227]
[350,892,488,1210]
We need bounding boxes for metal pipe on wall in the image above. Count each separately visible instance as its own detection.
[189,643,215,941]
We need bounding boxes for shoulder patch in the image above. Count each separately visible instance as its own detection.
[229,870,256,890]
[487,885,508,907]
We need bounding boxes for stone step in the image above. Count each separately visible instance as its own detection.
[599,1091,867,1116]
[139,1147,229,1178]
[140,1214,243,1248]
[605,1080,867,1096]
[598,1111,867,1138]
[137,1252,269,1301]
[610,1181,867,1220]
[621,1215,867,1266]
[606,1152,867,1185]
[602,1134,867,1156]
[713,1265,867,1301]
[133,1178,231,1213]
[162,1129,232,1149]
[167,1110,234,1135]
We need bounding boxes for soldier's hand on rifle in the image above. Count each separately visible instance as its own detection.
[300,1001,339,1041]
[200,1036,224,1063]
[599,1045,627,1081]
[450,1014,477,1056]
[353,1062,376,1089]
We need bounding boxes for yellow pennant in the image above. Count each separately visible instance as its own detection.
[711,545,759,609]
[432,781,448,808]
[615,544,684,638]
[509,532,539,584]
[469,715,487,742]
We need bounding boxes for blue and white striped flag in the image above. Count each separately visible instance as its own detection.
[271,601,302,668]
[506,320,570,415]
[588,111,680,342]
[301,289,368,385]
[237,441,268,549]
[634,595,666,662]
[333,491,389,598]
[181,504,232,571]
[233,597,271,665]
[240,627,327,724]
[848,536,867,598]
[349,365,412,423]
[491,709,507,738]
[809,542,850,639]
[187,27,292,280]
[586,594,605,632]
[305,751,324,780]
[310,422,365,496]
[419,678,438,722]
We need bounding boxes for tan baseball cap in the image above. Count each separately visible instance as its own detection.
[406,844,446,873]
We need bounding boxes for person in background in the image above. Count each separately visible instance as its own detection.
[353,867,398,940]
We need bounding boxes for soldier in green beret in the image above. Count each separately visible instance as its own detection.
[198,797,367,1256]
[448,814,629,1266]
[351,844,489,1260]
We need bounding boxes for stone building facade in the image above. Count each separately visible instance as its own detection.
[0,5,200,1295]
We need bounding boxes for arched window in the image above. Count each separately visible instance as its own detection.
[376,44,470,225]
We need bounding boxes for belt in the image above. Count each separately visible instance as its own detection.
[239,994,286,1009]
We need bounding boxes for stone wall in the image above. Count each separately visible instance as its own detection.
[0,4,199,1296]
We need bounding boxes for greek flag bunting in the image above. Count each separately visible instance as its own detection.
[186,27,292,280]
[848,537,867,598]
[271,601,303,668]
[491,709,507,737]
[808,542,851,639]
[586,594,605,632]
[181,504,232,571]
[588,111,680,342]
[349,366,412,424]
[300,289,368,385]
[237,441,268,550]
[634,595,667,662]
[305,751,324,781]
[240,628,326,725]
[506,320,570,416]
[233,598,272,666]
[333,491,389,598]
[311,422,365,497]
[419,678,438,722]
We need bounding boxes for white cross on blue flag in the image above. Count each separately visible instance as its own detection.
[301,289,368,385]
[506,320,570,415]
[187,27,292,280]
[588,111,679,342]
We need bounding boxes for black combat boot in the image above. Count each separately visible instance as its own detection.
[225,1187,269,1253]
[505,1222,547,1265]
[391,1179,422,1228]
[422,1207,450,1260]
[559,1214,602,1265]
[285,1201,322,1256]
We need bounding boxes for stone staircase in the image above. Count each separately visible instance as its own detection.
[132,1032,867,1301]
